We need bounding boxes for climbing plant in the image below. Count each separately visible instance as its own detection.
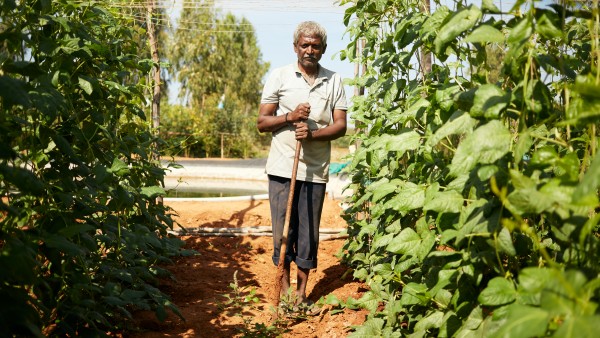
[0,1,184,336]
[339,0,600,336]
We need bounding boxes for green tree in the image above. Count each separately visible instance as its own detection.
[0,1,183,336]
[166,0,269,158]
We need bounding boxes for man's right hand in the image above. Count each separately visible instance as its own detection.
[294,121,312,140]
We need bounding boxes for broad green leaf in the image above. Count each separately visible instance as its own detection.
[0,76,31,108]
[446,173,470,192]
[514,131,532,164]
[434,5,483,57]
[428,111,478,146]
[449,120,511,177]
[0,164,45,195]
[507,185,553,214]
[430,269,457,296]
[423,188,464,213]
[434,289,453,308]
[462,306,484,330]
[140,186,166,199]
[536,11,562,39]
[387,130,421,155]
[0,239,38,281]
[554,315,600,338]
[109,158,130,175]
[529,146,558,167]
[579,214,600,248]
[455,208,494,245]
[386,182,426,215]
[490,305,549,338]
[517,267,555,294]
[372,262,393,277]
[477,164,499,181]
[435,84,461,112]
[414,310,444,331]
[469,84,510,119]
[572,73,600,99]
[507,171,575,216]
[482,0,501,13]
[539,181,580,218]
[497,227,516,256]
[324,294,341,306]
[566,74,600,122]
[540,270,594,316]
[155,304,167,322]
[521,79,552,113]
[454,87,477,111]
[355,290,381,312]
[373,233,395,249]
[59,224,95,238]
[348,317,384,337]
[567,94,600,122]
[417,230,436,261]
[395,256,420,274]
[507,16,533,45]
[400,282,431,306]
[121,289,146,301]
[463,24,504,43]
[397,97,430,122]
[103,296,127,306]
[44,235,86,256]
[353,268,369,281]
[387,228,421,255]
[421,5,451,39]
[555,152,580,182]
[478,277,517,306]
[78,76,93,95]
[574,152,600,200]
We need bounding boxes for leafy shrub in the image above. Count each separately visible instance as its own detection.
[340,0,600,336]
[0,1,184,336]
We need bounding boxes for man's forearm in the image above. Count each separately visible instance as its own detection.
[309,121,346,141]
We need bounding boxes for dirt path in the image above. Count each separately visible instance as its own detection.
[128,198,368,337]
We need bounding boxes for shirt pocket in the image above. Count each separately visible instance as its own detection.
[312,97,331,125]
[308,83,331,126]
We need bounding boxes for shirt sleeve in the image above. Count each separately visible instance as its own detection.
[332,73,348,111]
[260,68,282,104]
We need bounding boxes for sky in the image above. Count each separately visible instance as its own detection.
[165,0,356,103]
[212,0,354,80]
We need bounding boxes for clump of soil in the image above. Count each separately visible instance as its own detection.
[128,198,369,337]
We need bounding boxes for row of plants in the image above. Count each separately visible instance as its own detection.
[0,1,186,336]
[338,0,600,336]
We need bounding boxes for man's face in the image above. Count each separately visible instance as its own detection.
[294,34,326,69]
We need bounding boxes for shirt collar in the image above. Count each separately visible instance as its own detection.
[294,62,323,79]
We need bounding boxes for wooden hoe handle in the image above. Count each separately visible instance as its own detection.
[273,140,302,314]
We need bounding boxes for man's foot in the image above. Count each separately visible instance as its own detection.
[277,292,297,316]
[293,299,321,316]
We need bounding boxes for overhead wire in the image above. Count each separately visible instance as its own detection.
[72,0,347,13]
[74,0,348,34]
[106,0,348,35]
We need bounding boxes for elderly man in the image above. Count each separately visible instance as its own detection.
[257,21,347,314]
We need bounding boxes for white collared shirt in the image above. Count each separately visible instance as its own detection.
[260,63,347,183]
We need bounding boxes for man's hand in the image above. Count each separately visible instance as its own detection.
[294,121,312,140]
[289,102,311,123]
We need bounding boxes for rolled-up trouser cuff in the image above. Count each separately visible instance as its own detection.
[271,254,317,270]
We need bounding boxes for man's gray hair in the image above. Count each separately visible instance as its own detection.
[293,21,327,46]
